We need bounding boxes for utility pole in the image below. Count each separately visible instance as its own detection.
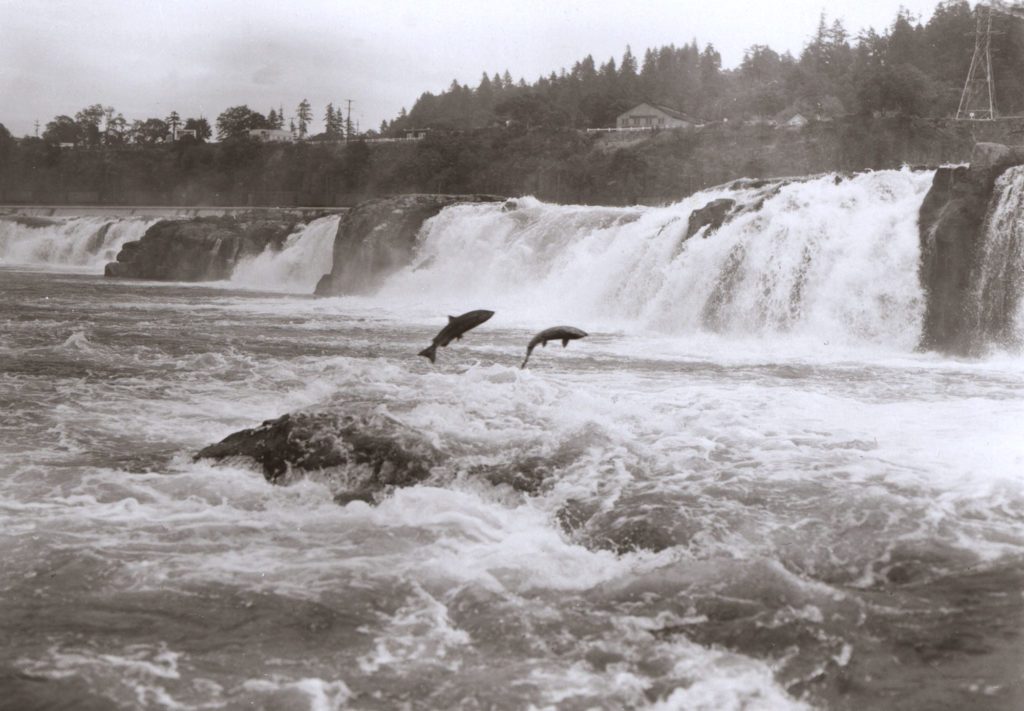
[345,99,353,143]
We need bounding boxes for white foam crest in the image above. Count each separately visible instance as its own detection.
[374,171,932,349]
[340,486,630,592]
[519,609,811,711]
[240,677,352,711]
[648,654,813,711]
[970,165,1024,347]
[230,215,339,293]
[15,643,193,709]
[356,579,470,673]
[0,216,156,271]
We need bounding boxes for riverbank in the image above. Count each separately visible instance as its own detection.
[5,116,1024,208]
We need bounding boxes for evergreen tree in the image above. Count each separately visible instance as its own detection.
[296,99,312,138]
[165,111,181,134]
[324,103,337,138]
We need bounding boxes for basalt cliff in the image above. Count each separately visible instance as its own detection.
[104,213,317,281]
[917,142,1024,355]
[313,193,504,296]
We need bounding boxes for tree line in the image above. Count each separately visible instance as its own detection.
[28,98,360,148]
[40,106,213,147]
[14,2,1023,149]
[383,2,1024,134]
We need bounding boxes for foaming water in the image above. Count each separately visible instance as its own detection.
[0,215,157,271]
[2,227,1024,710]
[969,166,1024,349]
[230,215,339,293]
[375,171,934,351]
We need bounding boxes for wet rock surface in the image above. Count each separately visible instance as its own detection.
[195,410,443,502]
[917,142,1024,354]
[314,193,504,296]
[104,214,305,281]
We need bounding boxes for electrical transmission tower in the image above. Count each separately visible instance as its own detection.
[957,3,996,120]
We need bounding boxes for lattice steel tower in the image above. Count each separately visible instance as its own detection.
[957,3,996,120]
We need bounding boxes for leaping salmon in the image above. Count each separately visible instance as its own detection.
[521,326,588,368]
[418,309,495,363]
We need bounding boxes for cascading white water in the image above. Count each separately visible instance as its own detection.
[376,169,935,349]
[0,215,157,270]
[229,215,339,293]
[970,165,1024,348]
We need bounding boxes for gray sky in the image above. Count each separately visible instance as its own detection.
[1,0,945,138]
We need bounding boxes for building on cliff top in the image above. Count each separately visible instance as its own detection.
[616,103,695,131]
[248,128,295,143]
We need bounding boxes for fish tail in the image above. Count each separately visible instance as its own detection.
[521,346,533,369]
[418,344,437,363]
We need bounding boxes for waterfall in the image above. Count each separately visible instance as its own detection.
[229,215,339,293]
[967,166,1024,350]
[374,170,935,349]
[0,216,156,271]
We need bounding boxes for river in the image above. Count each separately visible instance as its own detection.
[1,172,1022,710]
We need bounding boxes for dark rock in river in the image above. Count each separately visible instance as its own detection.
[104,214,303,281]
[314,193,504,296]
[195,411,443,503]
[684,198,737,241]
[918,142,1024,355]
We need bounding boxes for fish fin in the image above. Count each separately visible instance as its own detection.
[561,339,569,347]
[418,344,437,363]
[448,315,456,323]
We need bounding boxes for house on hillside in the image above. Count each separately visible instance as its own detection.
[616,103,695,130]
[248,128,295,143]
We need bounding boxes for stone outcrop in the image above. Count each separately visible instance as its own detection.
[684,198,737,240]
[918,142,1024,354]
[195,410,444,504]
[314,194,503,296]
[195,407,584,504]
[103,214,304,281]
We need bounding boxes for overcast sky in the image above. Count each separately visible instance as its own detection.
[1,0,946,138]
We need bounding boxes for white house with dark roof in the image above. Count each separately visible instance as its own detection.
[616,103,695,130]
[248,128,295,143]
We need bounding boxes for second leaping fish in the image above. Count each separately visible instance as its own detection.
[521,326,588,368]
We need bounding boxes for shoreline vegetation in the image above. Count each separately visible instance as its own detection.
[2,117,1024,209]
[4,2,1024,207]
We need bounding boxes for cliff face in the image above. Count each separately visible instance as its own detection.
[104,215,304,281]
[314,194,504,296]
[917,143,1024,355]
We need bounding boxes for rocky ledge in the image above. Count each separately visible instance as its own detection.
[917,142,1024,355]
[196,407,572,505]
[104,213,314,281]
[314,193,504,296]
